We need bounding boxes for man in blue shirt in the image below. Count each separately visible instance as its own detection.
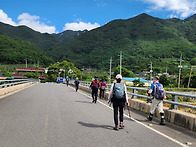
[147,76,166,125]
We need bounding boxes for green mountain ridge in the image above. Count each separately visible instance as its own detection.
[0,13,196,74]
[47,13,196,73]
[0,32,53,65]
[0,22,85,50]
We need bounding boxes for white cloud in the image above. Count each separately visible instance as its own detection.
[63,21,100,31]
[142,0,196,18]
[18,13,56,34]
[0,9,56,34]
[0,9,16,26]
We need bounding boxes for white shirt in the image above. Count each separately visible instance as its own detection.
[108,83,129,104]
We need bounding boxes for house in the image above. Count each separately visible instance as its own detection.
[122,77,152,87]
[12,67,45,79]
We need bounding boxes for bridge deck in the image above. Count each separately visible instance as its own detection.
[0,83,195,147]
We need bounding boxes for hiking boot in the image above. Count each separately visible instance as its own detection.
[113,126,119,131]
[147,113,153,121]
[160,113,165,125]
[160,120,165,125]
[119,122,124,129]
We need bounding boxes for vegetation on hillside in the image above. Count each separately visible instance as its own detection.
[0,32,53,66]
[47,13,196,75]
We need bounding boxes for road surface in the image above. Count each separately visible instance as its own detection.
[0,83,195,147]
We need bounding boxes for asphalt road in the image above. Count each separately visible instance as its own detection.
[0,83,195,147]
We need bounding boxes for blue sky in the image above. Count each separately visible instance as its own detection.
[0,0,196,33]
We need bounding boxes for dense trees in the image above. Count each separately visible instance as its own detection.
[0,33,53,66]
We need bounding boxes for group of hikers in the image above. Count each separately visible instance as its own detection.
[70,74,166,131]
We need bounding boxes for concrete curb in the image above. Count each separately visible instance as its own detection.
[76,84,196,132]
[0,82,34,98]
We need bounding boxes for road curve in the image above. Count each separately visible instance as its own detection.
[0,83,195,147]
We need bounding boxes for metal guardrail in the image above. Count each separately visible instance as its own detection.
[79,81,196,110]
[0,79,29,88]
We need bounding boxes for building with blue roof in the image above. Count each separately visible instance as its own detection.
[122,77,152,86]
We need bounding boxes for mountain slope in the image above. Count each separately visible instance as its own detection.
[0,22,86,50]
[0,32,53,65]
[53,30,86,42]
[0,22,60,50]
[48,13,196,73]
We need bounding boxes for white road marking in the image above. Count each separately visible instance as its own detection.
[68,86,188,147]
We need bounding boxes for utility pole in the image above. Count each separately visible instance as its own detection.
[109,57,113,84]
[187,66,196,89]
[178,54,182,88]
[25,58,28,68]
[150,62,153,81]
[37,60,39,68]
[119,51,122,75]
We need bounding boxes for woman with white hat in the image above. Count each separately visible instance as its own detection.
[108,74,129,131]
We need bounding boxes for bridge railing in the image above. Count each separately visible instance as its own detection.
[79,81,196,110]
[0,79,29,89]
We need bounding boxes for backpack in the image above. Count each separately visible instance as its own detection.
[75,80,79,85]
[92,80,99,90]
[113,83,125,99]
[100,82,106,90]
[153,83,165,100]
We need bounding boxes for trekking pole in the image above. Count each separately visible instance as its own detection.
[127,104,131,117]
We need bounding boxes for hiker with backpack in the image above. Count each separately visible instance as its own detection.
[74,77,80,92]
[90,76,99,103]
[108,74,129,131]
[147,76,166,125]
[99,79,107,99]
[66,76,69,86]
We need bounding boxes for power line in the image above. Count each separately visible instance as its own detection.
[109,57,113,84]
[178,54,182,88]
[119,51,122,75]
[150,62,153,81]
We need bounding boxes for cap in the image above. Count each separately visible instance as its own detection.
[116,74,122,79]
[94,76,98,79]
[153,76,159,80]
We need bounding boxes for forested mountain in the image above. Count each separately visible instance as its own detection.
[0,22,85,50]
[0,13,196,74]
[52,30,86,42]
[47,13,196,73]
[0,32,53,65]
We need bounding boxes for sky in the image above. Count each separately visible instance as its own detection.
[0,0,196,34]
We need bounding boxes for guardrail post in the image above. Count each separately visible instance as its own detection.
[132,89,137,99]
[171,95,178,110]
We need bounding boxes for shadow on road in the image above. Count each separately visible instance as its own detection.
[78,121,113,130]
[75,100,92,104]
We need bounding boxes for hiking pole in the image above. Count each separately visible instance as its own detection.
[127,104,131,117]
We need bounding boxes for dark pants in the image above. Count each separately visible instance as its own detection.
[113,100,124,126]
[66,81,69,86]
[75,84,79,91]
[99,89,105,98]
[92,90,98,102]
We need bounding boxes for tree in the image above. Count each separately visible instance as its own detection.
[159,74,170,87]
[114,66,135,78]
[3,71,12,77]
[24,72,39,79]
[46,60,81,82]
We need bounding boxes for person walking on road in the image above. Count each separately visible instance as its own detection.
[66,76,69,86]
[90,76,99,103]
[108,74,129,131]
[99,79,107,99]
[147,76,166,125]
[74,77,80,92]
